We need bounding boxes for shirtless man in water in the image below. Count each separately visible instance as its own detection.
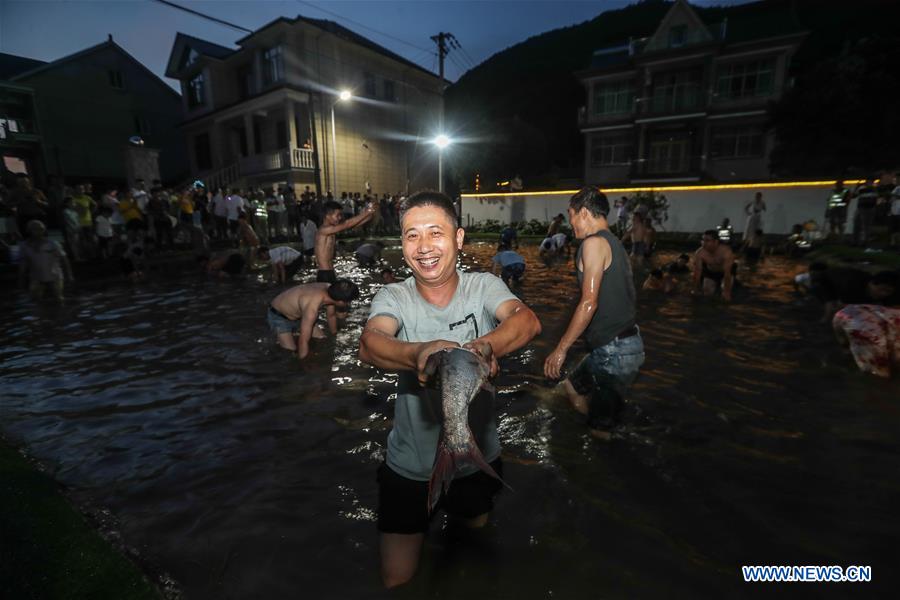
[267,280,360,360]
[315,200,377,282]
[693,229,736,300]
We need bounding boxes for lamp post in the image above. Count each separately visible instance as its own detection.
[433,134,451,193]
[330,90,351,194]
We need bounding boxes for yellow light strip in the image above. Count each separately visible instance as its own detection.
[461,180,867,198]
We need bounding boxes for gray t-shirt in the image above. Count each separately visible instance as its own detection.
[368,270,518,481]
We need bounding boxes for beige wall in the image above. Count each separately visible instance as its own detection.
[462,183,843,235]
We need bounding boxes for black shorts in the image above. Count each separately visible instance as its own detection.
[376,459,504,534]
[316,269,337,283]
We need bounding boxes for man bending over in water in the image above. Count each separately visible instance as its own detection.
[693,229,736,301]
[316,200,377,282]
[267,279,359,360]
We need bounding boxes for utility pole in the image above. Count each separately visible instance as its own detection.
[431,32,458,192]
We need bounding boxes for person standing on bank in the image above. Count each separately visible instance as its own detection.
[744,191,766,243]
[358,190,541,589]
[544,187,644,440]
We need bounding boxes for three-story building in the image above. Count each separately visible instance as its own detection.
[578,0,806,186]
[166,16,444,195]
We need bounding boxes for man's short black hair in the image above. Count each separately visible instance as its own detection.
[678,253,690,261]
[569,187,610,218]
[650,269,663,279]
[400,190,457,225]
[328,279,360,302]
[324,200,342,214]
[703,229,718,239]
[258,245,269,256]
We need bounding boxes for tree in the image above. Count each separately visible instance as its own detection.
[769,36,900,177]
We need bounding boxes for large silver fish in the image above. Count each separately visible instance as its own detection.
[424,346,508,512]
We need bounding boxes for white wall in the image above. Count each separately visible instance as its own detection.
[461,183,845,235]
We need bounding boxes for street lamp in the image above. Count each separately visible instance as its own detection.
[331,90,351,194]
[433,134,451,192]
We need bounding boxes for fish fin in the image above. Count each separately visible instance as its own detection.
[461,429,513,492]
[427,436,455,513]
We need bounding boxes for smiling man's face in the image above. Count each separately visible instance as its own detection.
[401,204,464,287]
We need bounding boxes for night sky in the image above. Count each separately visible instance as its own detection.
[0,0,746,89]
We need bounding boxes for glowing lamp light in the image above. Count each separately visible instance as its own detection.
[434,134,451,149]
[338,90,352,101]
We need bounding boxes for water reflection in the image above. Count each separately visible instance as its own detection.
[1,241,898,597]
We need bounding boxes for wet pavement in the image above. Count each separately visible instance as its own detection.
[1,241,898,598]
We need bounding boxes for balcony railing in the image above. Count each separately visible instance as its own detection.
[0,117,38,139]
[578,105,635,127]
[642,87,704,115]
[239,148,315,174]
[631,154,702,178]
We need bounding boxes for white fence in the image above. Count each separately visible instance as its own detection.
[461,182,858,235]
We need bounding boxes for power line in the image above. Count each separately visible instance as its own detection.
[151,0,252,34]
[295,0,435,56]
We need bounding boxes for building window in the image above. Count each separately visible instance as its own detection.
[262,46,284,85]
[364,72,376,97]
[647,133,692,173]
[194,133,212,171]
[668,24,687,48]
[592,80,634,116]
[187,72,205,108]
[133,115,151,136]
[108,70,125,90]
[384,79,396,102]
[710,125,764,158]
[180,47,200,70]
[237,64,254,99]
[650,69,702,113]
[715,59,775,100]
[590,134,633,167]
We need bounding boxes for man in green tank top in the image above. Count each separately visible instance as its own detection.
[544,187,644,439]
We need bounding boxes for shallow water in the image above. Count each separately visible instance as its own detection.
[2,242,899,598]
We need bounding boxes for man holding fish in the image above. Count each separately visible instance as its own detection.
[359,190,542,589]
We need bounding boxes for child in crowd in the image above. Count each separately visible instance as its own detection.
[95,207,114,259]
[62,197,82,262]
[18,220,73,301]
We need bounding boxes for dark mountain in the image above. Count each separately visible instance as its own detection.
[444,0,900,190]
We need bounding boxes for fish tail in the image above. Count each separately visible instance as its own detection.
[427,436,455,513]
[427,431,513,513]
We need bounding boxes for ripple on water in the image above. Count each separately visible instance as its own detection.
[1,242,899,597]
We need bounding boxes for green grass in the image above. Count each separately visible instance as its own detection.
[0,439,160,600]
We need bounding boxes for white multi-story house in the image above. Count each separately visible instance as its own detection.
[577,0,806,186]
[165,16,444,195]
